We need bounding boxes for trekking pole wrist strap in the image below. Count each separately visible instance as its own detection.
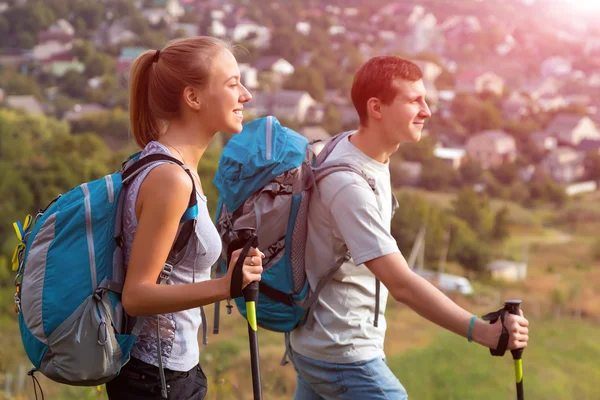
[482,308,509,356]
[227,234,257,299]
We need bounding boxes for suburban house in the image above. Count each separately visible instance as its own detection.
[254,56,295,76]
[502,91,536,121]
[5,95,45,115]
[456,70,505,96]
[413,60,443,82]
[171,22,199,37]
[576,139,600,155]
[248,90,317,123]
[49,60,85,78]
[33,30,73,61]
[95,21,138,47]
[487,260,527,282]
[540,56,572,78]
[142,0,184,26]
[116,47,148,75]
[465,130,517,169]
[433,147,466,170]
[391,161,423,187]
[544,114,600,146]
[539,147,586,184]
[239,63,258,89]
[231,20,271,48]
[63,104,107,122]
[529,131,558,152]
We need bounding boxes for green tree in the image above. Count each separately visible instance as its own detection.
[420,159,458,191]
[0,68,44,99]
[321,105,342,135]
[492,206,510,240]
[459,158,483,185]
[397,135,436,163]
[452,188,495,239]
[74,2,104,31]
[59,70,89,99]
[491,162,519,186]
[267,28,303,61]
[591,238,600,261]
[283,66,326,102]
[84,52,116,78]
[451,94,503,134]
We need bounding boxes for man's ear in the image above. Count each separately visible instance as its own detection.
[183,87,202,110]
[366,97,382,121]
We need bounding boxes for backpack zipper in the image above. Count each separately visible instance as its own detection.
[81,183,98,290]
[265,116,273,160]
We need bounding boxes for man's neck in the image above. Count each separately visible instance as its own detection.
[349,125,397,164]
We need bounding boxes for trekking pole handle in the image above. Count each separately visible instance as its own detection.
[240,231,260,304]
[504,299,523,360]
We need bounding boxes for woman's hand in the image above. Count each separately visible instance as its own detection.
[226,247,264,294]
[484,309,529,351]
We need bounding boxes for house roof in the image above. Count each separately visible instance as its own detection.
[49,19,75,35]
[249,90,311,110]
[254,56,288,72]
[63,103,107,121]
[38,30,73,44]
[473,130,514,142]
[120,47,147,60]
[5,95,44,114]
[543,146,583,165]
[487,260,526,271]
[544,113,586,134]
[272,90,311,107]
[434,147,466,160]
[576,139,600,153]
[51,61,85,77]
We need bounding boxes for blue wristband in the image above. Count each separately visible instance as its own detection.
[467,315,477,342]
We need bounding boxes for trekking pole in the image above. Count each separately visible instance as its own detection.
[504,300,524,400]
[239,231,262,400]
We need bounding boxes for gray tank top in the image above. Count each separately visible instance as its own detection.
[121,141,222,372]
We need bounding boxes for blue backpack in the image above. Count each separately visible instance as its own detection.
[11,152,198,393]
[212,116,388,339]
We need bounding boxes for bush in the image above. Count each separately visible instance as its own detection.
[591,238,600,261]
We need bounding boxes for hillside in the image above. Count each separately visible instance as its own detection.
[2,190,598,399]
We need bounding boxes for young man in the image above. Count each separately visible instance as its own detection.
[288,56,530,399]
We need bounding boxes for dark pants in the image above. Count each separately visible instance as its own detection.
[106,357,208,400]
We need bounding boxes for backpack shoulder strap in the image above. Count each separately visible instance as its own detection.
[313,161,376,193]
[313,130,355,166]
[121,153,198,263]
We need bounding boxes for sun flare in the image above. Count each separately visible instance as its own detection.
[559,0,600,12]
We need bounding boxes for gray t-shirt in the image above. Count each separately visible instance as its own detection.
[290,134,400,364]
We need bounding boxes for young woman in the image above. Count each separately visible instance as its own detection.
[105,37,262,400]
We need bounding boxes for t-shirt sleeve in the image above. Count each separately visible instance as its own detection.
[328,181,400,265]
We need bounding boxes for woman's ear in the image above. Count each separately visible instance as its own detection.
[183,87,202,111]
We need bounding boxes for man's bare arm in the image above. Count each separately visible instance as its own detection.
[365,252,529,350]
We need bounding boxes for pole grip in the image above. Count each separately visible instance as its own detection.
[241,232,260,304]
[504,299,524,360]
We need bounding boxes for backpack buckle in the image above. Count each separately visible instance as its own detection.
[159,263,174,282]
[93,287,106,301]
